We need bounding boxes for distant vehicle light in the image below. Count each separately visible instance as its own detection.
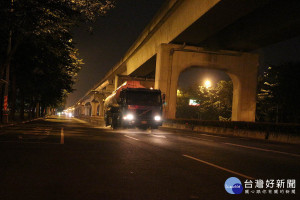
[154,115,161,121]
[68,113,73,117]
[123,113,134,120]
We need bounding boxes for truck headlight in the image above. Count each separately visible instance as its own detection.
[123,113,134,120]
[154,115,161,121]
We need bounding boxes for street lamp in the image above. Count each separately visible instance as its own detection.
[204,80,212,88]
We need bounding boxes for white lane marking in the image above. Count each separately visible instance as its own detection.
[200,134,227,139]
[60,128,64,144]
[183,154,255,180]
[223,142,300,158]
[151,135,166,138]
[124,135,139,141]
[186,136,213,142]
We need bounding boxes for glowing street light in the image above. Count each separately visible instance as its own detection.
[204,80,212,88]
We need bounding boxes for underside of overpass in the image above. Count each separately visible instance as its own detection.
[173,0,300,51]
[128,0,300,84]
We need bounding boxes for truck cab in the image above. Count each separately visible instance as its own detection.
[104,87,163,129]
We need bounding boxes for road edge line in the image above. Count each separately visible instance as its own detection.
[223,142,300,157]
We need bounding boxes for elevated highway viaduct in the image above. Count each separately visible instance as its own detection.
[73,0,300,122]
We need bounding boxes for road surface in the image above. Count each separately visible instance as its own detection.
[0,116,299,199]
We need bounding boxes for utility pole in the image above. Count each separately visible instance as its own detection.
[2,0,13,123]
[3,57,10,123]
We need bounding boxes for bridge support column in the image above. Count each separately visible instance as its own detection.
[154,44,176,119]
[99,100,104,117]
[155,43,258,122]
[91,100,99,116]
[80,105,84,116]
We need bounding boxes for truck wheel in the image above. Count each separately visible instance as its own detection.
[139,125,149,130]
[105,117,109,126]
[151,125,158,129]
[112,116,118,129]
[108,117,113,126]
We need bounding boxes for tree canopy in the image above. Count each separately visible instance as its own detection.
[176,80,233,121]
[0,0,114,121]
[256,63,300,123]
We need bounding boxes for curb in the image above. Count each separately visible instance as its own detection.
[0,117,46,129]
[160,123,300,145]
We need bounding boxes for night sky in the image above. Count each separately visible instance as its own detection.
[67,1,300,107]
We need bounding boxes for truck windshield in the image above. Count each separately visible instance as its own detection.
[126,91,161,106]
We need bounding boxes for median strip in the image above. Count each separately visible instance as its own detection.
[223,142,300,157]
[183,154,255,180]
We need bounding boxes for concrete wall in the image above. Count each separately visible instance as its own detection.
[155,44,258,122]
[163,122,300,145]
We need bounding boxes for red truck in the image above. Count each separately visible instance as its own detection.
[104,81,163,129]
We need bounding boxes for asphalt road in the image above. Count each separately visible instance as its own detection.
[0,116,299,200]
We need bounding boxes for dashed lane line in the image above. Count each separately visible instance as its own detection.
[60,128,64,144]
[183,154,255,180]
[124,135,139,141]
[151,135,166,138]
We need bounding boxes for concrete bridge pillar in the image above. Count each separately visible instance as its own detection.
[99,100,104,117]
[84,103,91,116]
[154,44,175,120]
[75,105,84,117]
[155,43,258,122]
[91,99,100,116]
[80,105,84,116]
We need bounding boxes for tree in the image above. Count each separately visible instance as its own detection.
[0,0,114,121]
[256,63,300,123]
[176,80,233,120]
[215,80,233,120]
